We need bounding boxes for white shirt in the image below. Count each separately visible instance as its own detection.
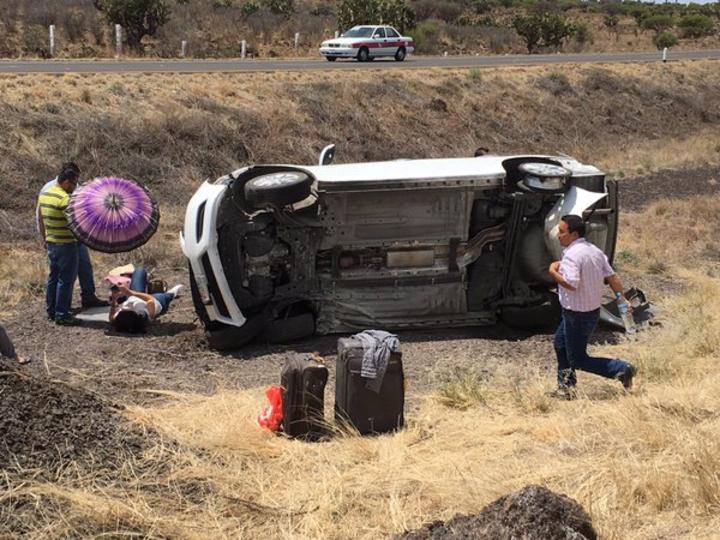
[121,295,162,320]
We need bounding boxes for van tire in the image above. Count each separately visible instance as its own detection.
[357,47,369,62]
[244,171,312,207]
[394,47,406,61]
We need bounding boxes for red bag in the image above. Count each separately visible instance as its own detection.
[257,385,284,432]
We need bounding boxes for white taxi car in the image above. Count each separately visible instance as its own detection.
[319,25,415,62]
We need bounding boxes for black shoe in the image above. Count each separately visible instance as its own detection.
[55,315,83,326]
[547,386,577,401]
[616,365,637,390]
[81,296,109,308]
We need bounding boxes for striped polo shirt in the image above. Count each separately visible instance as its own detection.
[38,185,75,244]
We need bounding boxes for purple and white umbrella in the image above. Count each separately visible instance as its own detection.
[66,176,160,253]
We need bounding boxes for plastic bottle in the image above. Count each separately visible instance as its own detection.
[616,292,636,334]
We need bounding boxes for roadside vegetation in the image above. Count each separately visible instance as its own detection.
[3,195,719,538]
[1,61,719,537]
[0,0,718,58]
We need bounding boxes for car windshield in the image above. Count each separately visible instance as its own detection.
[342,27,375,38]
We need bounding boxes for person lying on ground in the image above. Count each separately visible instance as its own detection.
[0,324,31,365]
[109,266,182,334]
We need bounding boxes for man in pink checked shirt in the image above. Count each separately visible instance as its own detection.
[548,215,636,399]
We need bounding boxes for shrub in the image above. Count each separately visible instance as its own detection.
[410,19,441,54]
[678,14,714,38]
[573,22,591,45]
[641,14,675,34]
[260,0,294,16]
[62,10,87,43]
[654,30,678,49]
[337,0,415,34]
[240,1,259,16]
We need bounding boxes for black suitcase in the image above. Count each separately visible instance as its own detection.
[335,337,405,435]
[281,354,328,440]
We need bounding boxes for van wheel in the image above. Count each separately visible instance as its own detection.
[357,47,369,62]
[244,171,312,207]
[394,47,406,61]
[326,57,336,62]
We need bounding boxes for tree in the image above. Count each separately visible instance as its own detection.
[641,14,675,35]
[93,0,170,51]
[513,13,574,53]
[337,0,415,34]
[261,0,294,16]
[513,14,543,53]
[678,14,714,38]
[653,31,678,50]
[604,14,619,41]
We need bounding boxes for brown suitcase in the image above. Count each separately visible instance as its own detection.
[281,354,328,440]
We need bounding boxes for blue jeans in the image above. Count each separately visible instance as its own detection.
[47,242,79,319]
[554,308,630,387]
[129,267,174,316]
[78,244,97,301]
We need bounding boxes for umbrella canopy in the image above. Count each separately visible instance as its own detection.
[66,176,160,253]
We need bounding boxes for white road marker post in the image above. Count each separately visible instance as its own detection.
[115,24,122,58]
[49,25,55,57]
[334,30,339,39]
[181,40,187,58]
[294,32,300,51]
[662,47,667,63]
[241,39,247,59]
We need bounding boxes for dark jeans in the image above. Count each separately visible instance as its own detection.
[78,243,97,301]
[47,242,79,320]
[0,324,17,359]
[554,308,630,387]
[129,267,174,316]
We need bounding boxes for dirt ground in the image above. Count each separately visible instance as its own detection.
[0,165,716,536]
[4,166,714,404]
[399,485,597,540]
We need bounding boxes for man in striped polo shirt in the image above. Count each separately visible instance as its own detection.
[548,214,636,398]
[38,168,82,325]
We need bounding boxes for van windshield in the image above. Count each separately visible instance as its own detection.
[342,27,375,38]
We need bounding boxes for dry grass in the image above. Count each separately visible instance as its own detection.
[8,275,719,539]
[4,197,719,539]
[1,61,720,216]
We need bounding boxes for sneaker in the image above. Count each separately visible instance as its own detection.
[55,315,83,326]
[81,296,110,309]
[616,365,637,390]
[167,285,184,298]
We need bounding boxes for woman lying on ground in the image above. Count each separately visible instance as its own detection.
[0,323,31,364]
[109,266,183,334]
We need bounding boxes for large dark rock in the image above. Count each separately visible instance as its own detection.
[399,485,597,540]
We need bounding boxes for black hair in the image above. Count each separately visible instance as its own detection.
[59,161,80,176]
[113,310,148,334]
[561,214,586,237]
[58,168,79,183]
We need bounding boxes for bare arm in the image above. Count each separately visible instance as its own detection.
[117,286,157,318]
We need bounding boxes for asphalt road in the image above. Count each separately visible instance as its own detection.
[0,49,719,74]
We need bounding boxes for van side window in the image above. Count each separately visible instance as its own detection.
[373,28,386,38]
[386,28,399,38]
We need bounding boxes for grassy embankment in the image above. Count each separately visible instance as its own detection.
[0,61,719,538]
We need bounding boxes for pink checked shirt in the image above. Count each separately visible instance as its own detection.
[558,238,615,312]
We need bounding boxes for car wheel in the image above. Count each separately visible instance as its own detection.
[244,171,313,207]
[326,56,337,62]
[357,47,369,62]
[394,47,406,62]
